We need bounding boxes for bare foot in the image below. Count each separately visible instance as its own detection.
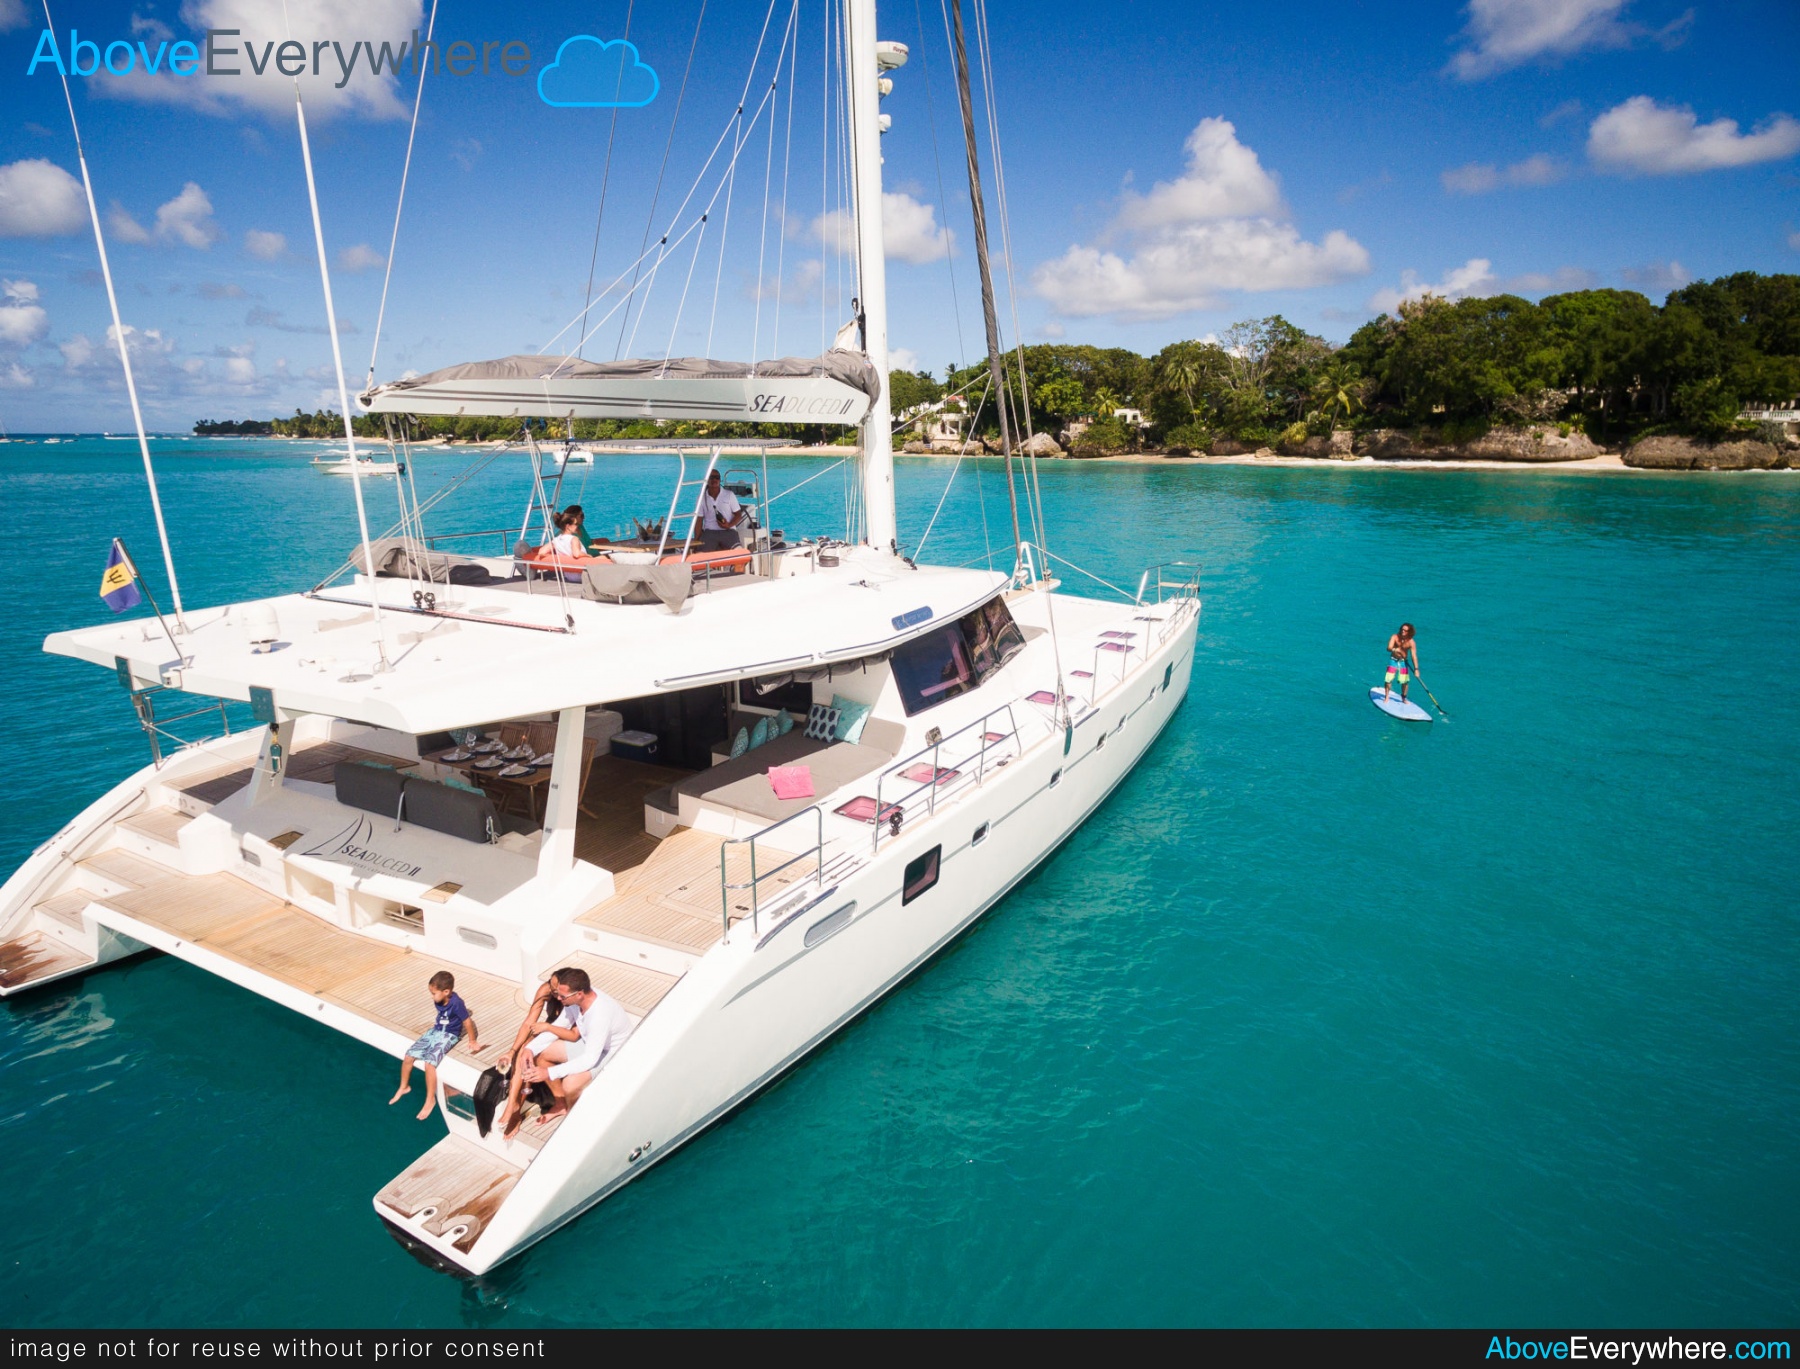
[416,1101,436,1121]
[499,1108,522,1140]
[388,1087,408,1105]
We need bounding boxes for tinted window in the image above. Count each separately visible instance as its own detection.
[891,596,1027,716]
[902,846,942,905]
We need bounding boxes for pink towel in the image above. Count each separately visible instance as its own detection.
[767,765,815,800]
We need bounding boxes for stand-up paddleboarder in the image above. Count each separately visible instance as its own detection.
[1383,623,1420,705]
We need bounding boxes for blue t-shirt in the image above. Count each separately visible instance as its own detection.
[432,992,471,1037]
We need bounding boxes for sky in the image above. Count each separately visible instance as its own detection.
[0,0,1797,430]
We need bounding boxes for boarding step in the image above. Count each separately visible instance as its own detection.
[375,1135,522,1257]
[168,763,254,815]
[34,889,94,933]
[75,848,181,899]
[0,930,95,996]
[118,806,194,849]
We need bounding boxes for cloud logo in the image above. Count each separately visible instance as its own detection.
[538,36,659,109]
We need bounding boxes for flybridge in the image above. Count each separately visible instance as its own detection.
[27,29,533,87]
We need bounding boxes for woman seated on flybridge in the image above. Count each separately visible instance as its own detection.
[522,509,606,580]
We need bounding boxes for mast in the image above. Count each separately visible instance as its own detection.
[845,0,896,554]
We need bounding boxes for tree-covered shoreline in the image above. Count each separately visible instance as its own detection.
[196,272,1799,455]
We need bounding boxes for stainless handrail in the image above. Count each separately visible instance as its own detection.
[719,804,825,940]
[129,686,233,768]
[871,702,1022,852]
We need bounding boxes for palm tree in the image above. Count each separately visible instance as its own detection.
[1311,361,1366,431]
[1156,340,1208,419]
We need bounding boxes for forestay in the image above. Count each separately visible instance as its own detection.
[361,349,880,425]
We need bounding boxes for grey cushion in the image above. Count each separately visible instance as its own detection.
[580,563,692,611]
[335,761,405,818]
[669,727,902,824]
[402,776,536,844]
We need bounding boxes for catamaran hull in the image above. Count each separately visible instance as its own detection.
[437,612,1198,1274]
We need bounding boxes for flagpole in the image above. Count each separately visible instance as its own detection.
[45,1,187,633]
[114,538,183,666]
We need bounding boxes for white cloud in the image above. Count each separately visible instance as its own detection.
[1442,154,1567,193]
[0,159,88,237]
[888,348,920,373]
[1789,230,1800,253]
[59,335,94,369]
[107,203,152,244]
[0,277,48,346]
[1620,260,1689,292]
[1449,0,1632,79]
[1115,117,1283,228]
[1031,119,1368,320]
[244,229,287,260]
[1368,258,1498,314]
[880,193,953,265]
[337,243,386,273]
[95,0,421,122]
[1588,97,1800,175]
[1442,164,1501,195]
[154,183,218,248]
[1,362,32,389]
[223,356,258,384]
[812,193,953,265]
[0,278,47,346]
[1504,265,1598,294]
[0,0,26,33]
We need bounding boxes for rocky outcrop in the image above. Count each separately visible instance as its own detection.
[1357,425,1604,462]
[1275,433,1355,459]
[1622,436,1787,470]
[901,439,929,454]
[1019,431,1064,458]
[1209,437,1258,455]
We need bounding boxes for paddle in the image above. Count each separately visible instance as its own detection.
[1413,671,1450,720]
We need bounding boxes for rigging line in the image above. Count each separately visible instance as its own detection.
[283,0,387,672]
[563,76,785,361]
[972,0,1047,555]
[608,73,785,361]
[705,105,745,356]
[945,0,1021,561]
[661,212,710,365]
[364,0,439,392]
[1034,546,1137,602]
[920,0,969,371]
[970,5,1066,732]
[749,3,798,366]
[539,98,743,359]
[41,0,186,629]
[309,446,510,592]
[577,0,637,360]
[818,0,830,354]
[913,447,967,560]
[762,455,847,505]
[615,0,713,360]
[770,2,801,360]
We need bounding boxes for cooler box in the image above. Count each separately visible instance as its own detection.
[610,730,660,762]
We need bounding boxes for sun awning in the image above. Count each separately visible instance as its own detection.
[360,349,879,425]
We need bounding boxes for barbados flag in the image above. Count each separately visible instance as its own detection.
[99,541,142,613]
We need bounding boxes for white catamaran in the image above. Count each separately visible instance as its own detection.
[0,0,1199,1273]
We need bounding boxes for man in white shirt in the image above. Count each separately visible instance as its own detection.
[695,470,746,550]
[501,966,633,1134]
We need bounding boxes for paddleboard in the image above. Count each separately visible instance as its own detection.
[1370,687,1433,721]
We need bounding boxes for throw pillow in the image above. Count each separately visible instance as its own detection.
[443,775,483,796]
[830,694,873,745]
[776,710,795,736]
[730,726,750,759]
[749,716,772,750]
[804,703,842,742]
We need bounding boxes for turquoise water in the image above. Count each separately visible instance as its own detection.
[1,438,1796,1327]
